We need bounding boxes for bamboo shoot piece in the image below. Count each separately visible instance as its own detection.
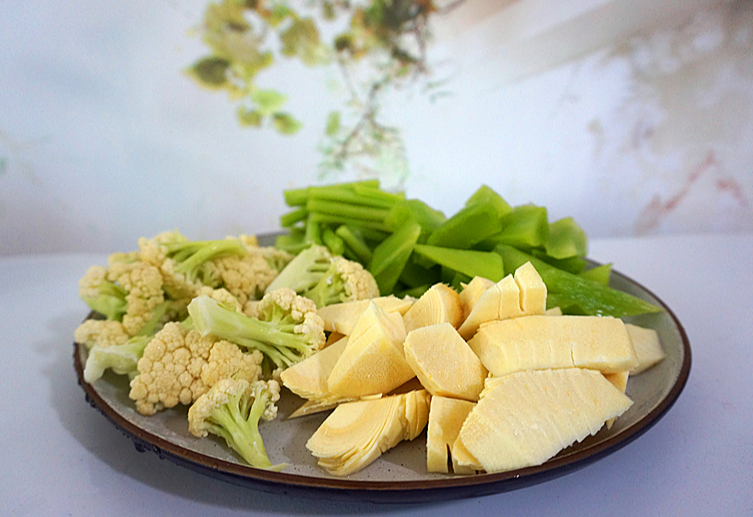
[459,368,633,473]
[404,322,487,401]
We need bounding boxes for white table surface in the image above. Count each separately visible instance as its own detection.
[2,233,752,516]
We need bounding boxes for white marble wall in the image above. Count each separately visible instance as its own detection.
[1,0,751,255]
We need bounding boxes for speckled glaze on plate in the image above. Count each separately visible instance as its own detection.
[73,238,691,503]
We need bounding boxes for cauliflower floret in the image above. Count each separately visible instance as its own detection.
[201,341,263,387]
[206,245,293,305]
[187,288,326,371]
[74,319,129,349]
[197,286,243,313]
[129,323,216,415]
[304,256,379,308]
[187,378,282,469]
[107,260,165,336]
[258,287,325,344]
[128,321,263,416]
[78,265,108,300]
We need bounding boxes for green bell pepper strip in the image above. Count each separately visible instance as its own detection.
[486,204,548,250]
[531,249,587,274]
[413,244,504,282]
[384,199,446,243]
[495,244,662,318]
[368,222,421,295]
[578,263,612,285]
[426,202,507,250]
[465,185,511,217]
[545,217,588,259]
[398,257,441,288]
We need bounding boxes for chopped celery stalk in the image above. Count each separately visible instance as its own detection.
[352,184,405,204]
[310,212,389,232]
[413,244,504,282]
[384,199,446,242]
[426,202,507,249]
[399,257,440,288]
[488,204,548,249]
[283,180,381,206]
[275,233,310,255]
[280,207,308,227]
[532,249,587,274]
[495,244,662,317]
[304,214,323,245]
[322,227,345,256]
[358,227,389,243]
[578,263,612,285]
[306,198,389,223]
[335,225,372,264]
[368,222,421,295]
[465,185,511,217]
[546,217,588,259]
[309,187,394,209]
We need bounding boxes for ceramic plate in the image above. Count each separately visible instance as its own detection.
[73,245,691,503]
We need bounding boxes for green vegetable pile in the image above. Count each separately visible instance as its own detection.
[276,180,660,318]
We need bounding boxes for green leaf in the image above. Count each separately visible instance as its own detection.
[186,57,230,88]
[273,113,302,134]
[251,89,288,116]
[326,111,340,136]
[237,107,263,127]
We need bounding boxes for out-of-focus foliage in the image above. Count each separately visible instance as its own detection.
[188,0,460,183]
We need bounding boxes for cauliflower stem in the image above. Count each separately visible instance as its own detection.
[188,379,285,470]
[188,290,325,370]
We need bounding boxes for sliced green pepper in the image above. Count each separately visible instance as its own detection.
[368,222,421,295]
[413,244,504,282]
[546,217,587,259]
[495,244,661,318]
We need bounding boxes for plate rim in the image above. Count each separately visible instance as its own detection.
[73,263,692,502]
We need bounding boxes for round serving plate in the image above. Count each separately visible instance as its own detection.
[73,242,691,503]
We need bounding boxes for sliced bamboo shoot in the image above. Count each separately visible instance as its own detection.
[468,315,638,376]
[403,283,463,332]
[404,322,487,401]
[459,368,633,473]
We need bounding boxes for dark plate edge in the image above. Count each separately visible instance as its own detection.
[72,265,692,503]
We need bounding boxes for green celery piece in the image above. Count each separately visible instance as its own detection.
[306,198,389,223]
[280,207,308,227]
[368,222,421,295]
[488,204,548,250]
[531,249,587,274]
[399,257,440,288]
[358,227,389,244]
[465,185,511,217]
[546,217,588,259]
[495,244,662,317]
[578,263,612,285]
[310,212,389,233]
[352,184,405,205]
[426,202,507,249]
[384,199,446,243]
[283,180,380,206]
[304,213,323,245]
[322,227,345,256]
[413,244,504,282]
[335,225,372,264]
